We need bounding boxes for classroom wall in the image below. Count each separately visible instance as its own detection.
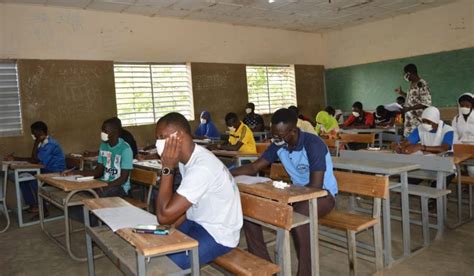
[0,3,324,65]
[322,0,474,69]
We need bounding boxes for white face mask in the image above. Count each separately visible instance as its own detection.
[101,132,109,142]
[228,126,236,132]
[422,123,433,132]
[460,107,471,115]
[352,111,360,118]
[245,108,252,114]
[155,131,178,156]
[200,118,207,124]
[404,72,410,82]
[271,138,287,147]
[31,134,36,141]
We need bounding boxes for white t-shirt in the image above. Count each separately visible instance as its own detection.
[177,145,243,248]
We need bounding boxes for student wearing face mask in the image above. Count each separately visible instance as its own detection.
[374,105,397,127]
[315,110,339,139]
[4,121,66,215]
[194,111,220,140]
[154,112,243,269]
[394,64,432,137]
[65,118,133,197]
[211,112,257,154]
[452,93,474,143]
[231,108,337,276]
[242,103,265,132]
[342,101,374,129]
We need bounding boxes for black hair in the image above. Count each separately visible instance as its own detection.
[404,64,418,74]
[352,101,363,110]
[324,106,336,116]
[271,108,297,126]
[458,94,473,105]
[156,112,192,134]
[103,117,121,132]
[246,103,255,109]
[225,112,239,123]
[396,96,406,104]
[110,117,123,129]
[376,105,386,115]
[30,121,48,134]
[288,105,299,115]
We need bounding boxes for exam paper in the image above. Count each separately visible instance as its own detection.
[92,206,158,232]
[51,175,94,182]
[384,102,403,112]
[234,175,272,185]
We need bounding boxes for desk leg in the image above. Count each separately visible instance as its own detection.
[84,206,95,276]
[14,169,25,227]
[456,164,462,224]
[382,194,393,265]
[190,248,199,276]
[436,172,446,237]
[400,172,411,257]
[38,181,45,231]
[309,198,320,276]
[137,254,146,276]
[275,228,291,276]
[0,169,9,233]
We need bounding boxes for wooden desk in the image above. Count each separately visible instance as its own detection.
[82,197,199,276]
[212,150,259,167]
[37,173,107,261]
[133,159,162,172]
[238,182,327,276]
[340,127,398,147]
[2,161,45,227]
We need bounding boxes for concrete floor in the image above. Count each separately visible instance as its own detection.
[1,184,474,275]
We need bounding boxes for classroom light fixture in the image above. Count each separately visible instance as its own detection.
[268,0,275,3]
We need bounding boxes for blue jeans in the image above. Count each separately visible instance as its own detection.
[20,179,38,206]
[168,219,233,269]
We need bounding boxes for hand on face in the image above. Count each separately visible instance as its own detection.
[160,133,182,169]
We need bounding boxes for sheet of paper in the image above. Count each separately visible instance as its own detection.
[133,160,162,169]
[51,175,94,182]
[92,206,158,232]
[234,175,272,185]
[384,102,403,112]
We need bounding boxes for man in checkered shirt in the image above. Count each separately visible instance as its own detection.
[243,103,265,132]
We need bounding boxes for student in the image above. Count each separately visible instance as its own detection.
[289,105,317,135]
[212,112,257,154]
[384,96,405,112]
[194,111,220,140]
[289,105,315,126]
[325,106,344,124]
[4,121,66,214]
[231,108,337,275]
[69,118,133,197]
[343,101,374,129]
[374,105,397,127]
[242,103,265,132]
[452,93,474,176]
[315,110,339,139]
[154,112,242,269]
[394,64,432,137]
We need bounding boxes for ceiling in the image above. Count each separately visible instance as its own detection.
[2,0,457,32]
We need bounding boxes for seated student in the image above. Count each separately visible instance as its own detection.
[289,105,317,135]
[231,108,337,275]
[374,105,397,127]
[211,112,257,154]
[289,105,315,126]
[154,112,242,269]
[83,117,138,159]
[194,111,220,140]
[343,101,374,129]
[325,106,344,124]
[315,110,339,139]
[452,93,474,175]
[68,118,133,197]
[4,121,66,214]
[385,96,406,112]
[243,103,265,132]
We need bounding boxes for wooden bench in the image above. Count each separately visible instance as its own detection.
[125,168,157,211]
[320,171,388,275]
[213,193,283,275]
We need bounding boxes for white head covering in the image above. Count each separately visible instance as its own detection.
[419,106,453,146]
[421,106,440,124]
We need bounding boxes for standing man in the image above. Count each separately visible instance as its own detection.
[395,64,432,137]
[243,103,265,132]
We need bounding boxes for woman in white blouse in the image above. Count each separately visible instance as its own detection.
[452,92,474,176]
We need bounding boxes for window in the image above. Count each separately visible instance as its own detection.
[246,65,297,114]
[0,62,23,137]
[113,63,194,126]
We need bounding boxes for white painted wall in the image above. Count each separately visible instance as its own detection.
[323,0,474,68]
[0,3,324,65]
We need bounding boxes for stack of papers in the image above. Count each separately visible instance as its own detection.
[273,181,290,189]
[234,175,272,185]
[52,175,94,182]
[92,206,158,232]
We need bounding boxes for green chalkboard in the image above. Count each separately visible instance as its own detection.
[325,47,474,111]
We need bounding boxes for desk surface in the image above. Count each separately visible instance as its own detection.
[237,182,327,204]
[340,127,397,134]
[83,197,198,257]
[333,157,420,175]
[133,160,162,171]
[37,173,107,191]
[454,152,473,165]
[2,161,44,170]
[212,150,259,158]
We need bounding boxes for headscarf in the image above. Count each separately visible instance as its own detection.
[315,111,339,134]
[418,106,452,147]
[194,111,220,140]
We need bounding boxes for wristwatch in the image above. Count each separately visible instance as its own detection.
[161,167,174,176]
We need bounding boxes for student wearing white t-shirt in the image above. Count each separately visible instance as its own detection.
[154,112,243,269]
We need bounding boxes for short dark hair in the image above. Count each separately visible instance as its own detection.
[404,64,418,74]
[271,108,297,126]
[110,117,123,128]
[225,112,239,123]
[376,105,386,115]
[246,103,255,109]
[396,96,406,103]
[324,106,336,116]
[103,117,121,132]
[30,121,48,134]
[352,101,363,110]
[459,94,473,104]
[288,105,299,115]
[156,112,191,134]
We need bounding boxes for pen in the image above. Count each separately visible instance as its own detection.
[61,167,76,176]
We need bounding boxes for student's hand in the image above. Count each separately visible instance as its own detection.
[403,144,422,154]
[161,135,181,169]
[60,168,77,176]
[394,86,404,95]
[136,153,145,161]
